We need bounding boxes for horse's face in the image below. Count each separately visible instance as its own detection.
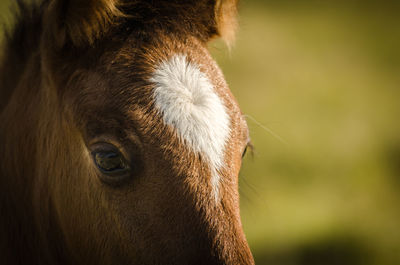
[39,1,253,264]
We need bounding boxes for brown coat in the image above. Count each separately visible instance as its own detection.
[0,1,254,264]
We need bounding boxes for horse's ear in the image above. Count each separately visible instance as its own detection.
[46,0,123,47]
[175,0,239,45]
[213,0,239,45]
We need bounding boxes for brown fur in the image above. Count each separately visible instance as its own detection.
[0,1,253,264]
[47,0,123,47]
[45,0,238,47]
[215,0,238,45]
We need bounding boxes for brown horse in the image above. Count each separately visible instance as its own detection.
[0,0,254,264]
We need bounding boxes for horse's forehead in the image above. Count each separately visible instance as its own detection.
[149,54,235,201]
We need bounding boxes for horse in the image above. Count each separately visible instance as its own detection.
[0,0,254,264]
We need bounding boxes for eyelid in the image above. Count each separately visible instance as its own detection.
[88,136,131,162]
[91,143,130,166]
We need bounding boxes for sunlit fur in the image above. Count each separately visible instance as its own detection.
[0,1,253,265]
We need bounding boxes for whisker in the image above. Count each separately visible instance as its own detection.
[239,184,253,205]
[239,172,269,208]
[239,174,256,205]
[244,114,289,146]
[240,174,261,198]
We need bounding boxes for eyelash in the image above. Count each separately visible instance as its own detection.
[242,142,253,158]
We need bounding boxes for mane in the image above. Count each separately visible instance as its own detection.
[0,0,46,111]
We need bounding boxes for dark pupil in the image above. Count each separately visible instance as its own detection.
[95,152,124,171]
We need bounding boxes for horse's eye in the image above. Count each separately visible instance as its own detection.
[90,143,131,185]
[94,151,127,173]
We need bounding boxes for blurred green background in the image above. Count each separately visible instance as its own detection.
[211,1,400,264]
[1,1,400,264]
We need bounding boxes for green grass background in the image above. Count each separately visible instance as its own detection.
[1,1,400,264]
